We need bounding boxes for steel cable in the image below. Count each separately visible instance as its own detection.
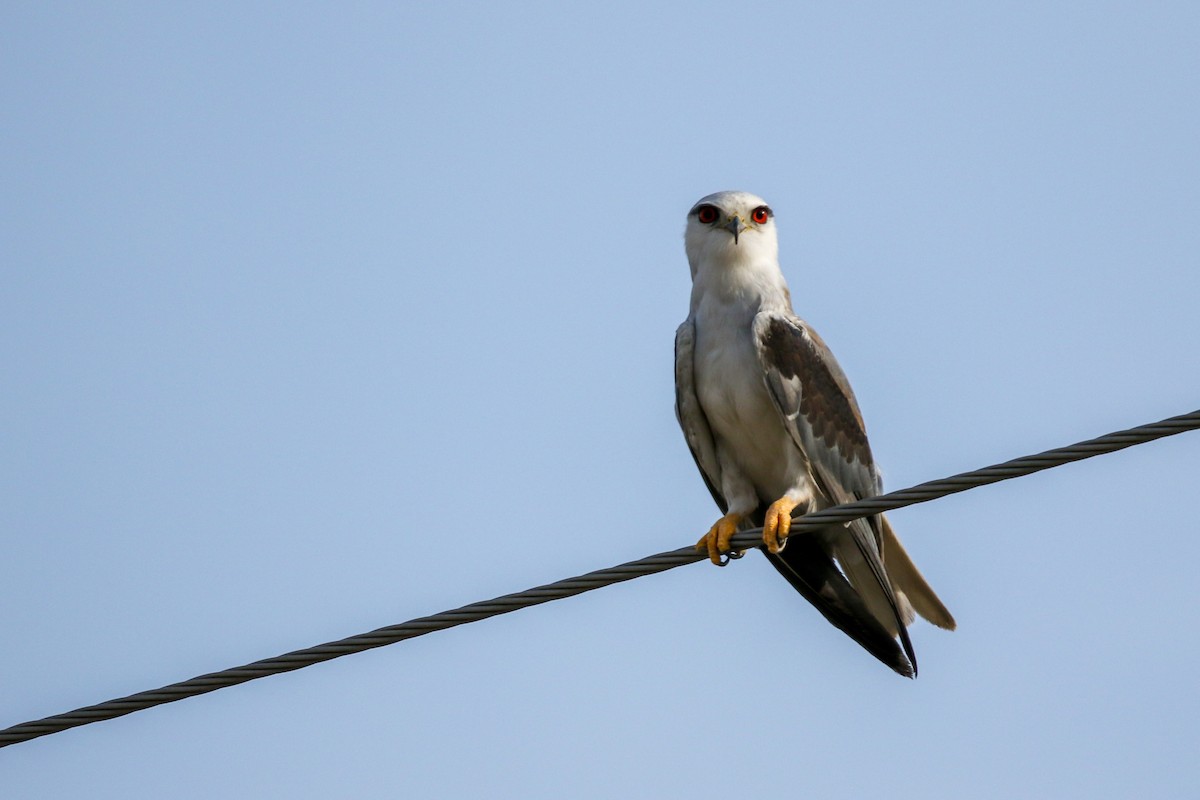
[2,408,1197,749]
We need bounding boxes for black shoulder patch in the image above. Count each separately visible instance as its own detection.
[761,317,871,464]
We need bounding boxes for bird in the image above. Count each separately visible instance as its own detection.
[674,190,955,677]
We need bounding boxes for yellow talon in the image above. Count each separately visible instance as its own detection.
[762,497,800,554]
[695,511,744,565]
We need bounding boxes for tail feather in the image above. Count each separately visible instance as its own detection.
[880,516,957,631]
[832,517,919,675]
[832,528,913,637]
[755,512,953,678]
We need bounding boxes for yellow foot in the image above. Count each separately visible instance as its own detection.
[695,511,744,566]
[762,497,801,554]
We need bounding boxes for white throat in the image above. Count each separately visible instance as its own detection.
[688,245,791,318]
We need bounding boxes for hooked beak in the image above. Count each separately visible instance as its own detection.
[723,215,747,244]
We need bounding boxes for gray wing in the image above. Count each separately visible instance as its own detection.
[674,319,726,513]
[752,312,882,503]
[752,311,919,673]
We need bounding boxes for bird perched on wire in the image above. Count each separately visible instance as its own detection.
[674,190,955,676]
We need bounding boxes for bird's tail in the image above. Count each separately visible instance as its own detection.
[879,515,956,630]
[831,514,956,645]
[832,526,915,639]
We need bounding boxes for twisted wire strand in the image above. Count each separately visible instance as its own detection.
[724,408,1200,549]
[2,408,1197,749]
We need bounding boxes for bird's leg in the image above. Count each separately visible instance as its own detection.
[762,497,803,554]
[695,511,744,566]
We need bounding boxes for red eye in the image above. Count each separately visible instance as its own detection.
[751,206,770,224]
[696,205,718,224]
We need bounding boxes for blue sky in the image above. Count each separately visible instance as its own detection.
[3,3,1198,797]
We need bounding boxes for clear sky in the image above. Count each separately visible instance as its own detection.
[3,3,1198,797]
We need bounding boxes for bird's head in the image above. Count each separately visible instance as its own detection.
[684,190,779,278]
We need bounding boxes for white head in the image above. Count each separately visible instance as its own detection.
[684,190,780,280]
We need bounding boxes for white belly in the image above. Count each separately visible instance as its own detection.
[693,314,811,504]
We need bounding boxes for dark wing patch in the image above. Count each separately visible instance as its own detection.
[764,538,913,677]
[759,316,872,467]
